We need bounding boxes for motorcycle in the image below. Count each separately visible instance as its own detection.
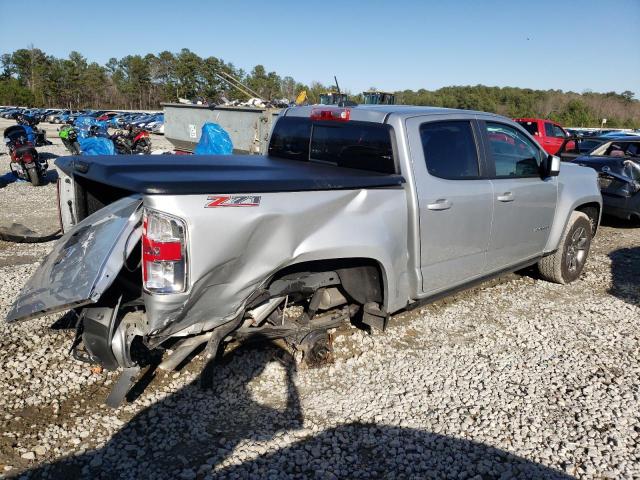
[16,114,52,147]
[110,126,151,154]
[58,125,81,155]
[3,125,48,186]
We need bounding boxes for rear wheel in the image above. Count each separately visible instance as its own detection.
[27,167,41,186]
[538,211,592,284]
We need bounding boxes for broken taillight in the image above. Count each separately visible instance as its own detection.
[310,107,350,122]
[142,208,188,294]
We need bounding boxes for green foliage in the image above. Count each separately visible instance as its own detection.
[0,47,637,129]
[0,47,307,109]
[395,86,639,128]
[0,77,34,105]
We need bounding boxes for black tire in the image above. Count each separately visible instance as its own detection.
[27,167,41,186]
[538,211,592,284]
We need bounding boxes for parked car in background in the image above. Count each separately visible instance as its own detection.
[146,116,165,134]
[2,108,24,119]
[556,135,614,162]
[97,112,119,122]
[48,110,68,123]
[514,118,571,155]
[129,113,157,129]
[573,138,640,222]
[599,131,640,138]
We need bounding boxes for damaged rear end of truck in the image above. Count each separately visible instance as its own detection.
[7,107,409,406]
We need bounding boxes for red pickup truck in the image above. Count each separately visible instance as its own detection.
[514,118,570,155]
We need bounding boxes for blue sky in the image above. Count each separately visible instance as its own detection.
[1,0,638,95]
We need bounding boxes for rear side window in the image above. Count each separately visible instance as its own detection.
[517,121,539,136]
[485,122,543,177]
[419,121,480,179]
[310,123,395,174]
[269,116,396,174]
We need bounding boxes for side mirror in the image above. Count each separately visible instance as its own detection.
[542,154,561,177]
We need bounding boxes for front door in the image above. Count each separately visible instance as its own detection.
[481,121,558,271]
[406,117,493,295]
[543,121,566,155]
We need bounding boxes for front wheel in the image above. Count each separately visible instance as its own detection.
[27,167,42,186]
[538,211,592,284]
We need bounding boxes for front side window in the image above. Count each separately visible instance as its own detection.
[485,122,543,177]
[552,125,567,138]
[419,121,480,179]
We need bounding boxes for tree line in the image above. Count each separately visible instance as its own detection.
[0,47,638,128]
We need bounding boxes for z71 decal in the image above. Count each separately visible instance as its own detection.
[205,195,262,208]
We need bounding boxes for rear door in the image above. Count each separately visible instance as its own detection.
[480,121,557,271]
[6,196,142,322]
[406,116,493,294]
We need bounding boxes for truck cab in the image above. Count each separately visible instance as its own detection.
[515,118,571,155]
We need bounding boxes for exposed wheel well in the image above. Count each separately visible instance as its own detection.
[575,202,600,236]
[269,258,386,308]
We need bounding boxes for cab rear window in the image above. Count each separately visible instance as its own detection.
[269,116,396,174]
[516,120,539,136]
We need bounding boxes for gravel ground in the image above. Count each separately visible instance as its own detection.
[0,122,639,479]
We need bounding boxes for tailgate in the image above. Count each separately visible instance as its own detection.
[6,196,143,322]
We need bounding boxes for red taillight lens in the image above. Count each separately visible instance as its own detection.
[142,209,188,294]
[310,107,350,122]
[21,153,33,163]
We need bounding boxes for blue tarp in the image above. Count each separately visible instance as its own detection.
[194,123,233,155]
[22,125,37,144]
[75,116,109,139]
[79,136,115,155]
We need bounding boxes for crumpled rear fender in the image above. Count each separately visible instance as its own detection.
[143,188,410,338]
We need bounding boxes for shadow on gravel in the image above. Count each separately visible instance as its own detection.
[17,341,573,480]
[0,168,57,188]
[0,171,20,188]
[608,246,640,307]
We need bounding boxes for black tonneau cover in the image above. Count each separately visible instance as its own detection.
[55,155,405,195]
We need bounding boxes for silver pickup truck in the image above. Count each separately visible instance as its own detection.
[7,105,602,405]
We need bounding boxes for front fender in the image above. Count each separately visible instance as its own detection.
[544,163,602,253]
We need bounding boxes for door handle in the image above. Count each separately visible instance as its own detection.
[497,192,514,202]
[427,199,452,211]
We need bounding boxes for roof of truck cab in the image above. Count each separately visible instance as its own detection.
[283,105,507,123]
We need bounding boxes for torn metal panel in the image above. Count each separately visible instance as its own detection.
[6,196,143,322]
[142,188,409,338]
